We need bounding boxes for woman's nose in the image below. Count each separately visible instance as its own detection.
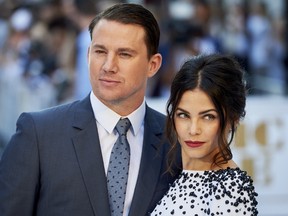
[189,120,201,135]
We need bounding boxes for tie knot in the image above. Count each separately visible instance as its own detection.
[115,118,131,136]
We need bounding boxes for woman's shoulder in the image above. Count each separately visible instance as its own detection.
[211,168,258,214]
[207,167,254,186]
[207,168,258,202]
[181,166,257,196]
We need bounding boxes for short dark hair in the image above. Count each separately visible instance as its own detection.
[166,53,247,172]
[88,3,160,58]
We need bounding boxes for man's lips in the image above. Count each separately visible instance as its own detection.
[99,78,120,86]
[184,141,205,148]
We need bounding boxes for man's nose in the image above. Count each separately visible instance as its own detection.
[103,54,117,73]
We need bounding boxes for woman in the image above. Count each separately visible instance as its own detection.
[151,53,258,215]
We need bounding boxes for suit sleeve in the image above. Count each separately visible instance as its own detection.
[0,113,40,216]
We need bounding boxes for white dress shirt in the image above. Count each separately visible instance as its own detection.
[90,92,145,216]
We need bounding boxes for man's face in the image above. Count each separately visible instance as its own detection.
[87,19,161,114]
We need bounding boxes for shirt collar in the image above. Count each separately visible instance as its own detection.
[90,92,146,135]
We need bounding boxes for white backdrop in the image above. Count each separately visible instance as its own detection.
[147,96,288,216]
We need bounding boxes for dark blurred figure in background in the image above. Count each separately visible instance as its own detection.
[246,1,286,94]
[0,6,57,150]
[0,1,78,149]
[62,0,98,100]
[153,0,222,98]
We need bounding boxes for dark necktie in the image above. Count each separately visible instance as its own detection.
[107,118,131,216]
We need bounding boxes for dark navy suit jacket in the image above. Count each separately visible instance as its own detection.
[0,95,179,216]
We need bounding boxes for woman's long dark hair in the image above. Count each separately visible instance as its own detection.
[166,53,247,173]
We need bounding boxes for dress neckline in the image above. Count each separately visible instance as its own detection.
[182,167,240,173]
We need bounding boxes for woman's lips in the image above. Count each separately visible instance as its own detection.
[184,141,205,148]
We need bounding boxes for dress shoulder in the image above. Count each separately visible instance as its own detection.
[204,168,258,215]
[150,168,258,216]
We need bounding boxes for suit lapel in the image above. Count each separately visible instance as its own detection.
[128,107,165,216]
[71,97,111,216]
[70,99,167,216]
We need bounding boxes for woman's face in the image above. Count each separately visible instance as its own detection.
[174,89,221,170]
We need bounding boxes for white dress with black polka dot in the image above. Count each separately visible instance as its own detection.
[150,168,258,216]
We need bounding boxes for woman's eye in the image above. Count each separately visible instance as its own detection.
[176,112,189,119]
[204,114,216,121]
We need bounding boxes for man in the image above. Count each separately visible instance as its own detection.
[0,3,180,216]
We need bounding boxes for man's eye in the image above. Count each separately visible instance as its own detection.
[120,53,132,57]
[95,50,105,54]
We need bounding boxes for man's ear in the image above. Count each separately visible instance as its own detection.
[87,46,90,62]
[147,53,162,78]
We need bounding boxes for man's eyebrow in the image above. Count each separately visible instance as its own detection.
[91,45,137,54]
[117,48,137,54]
[91,44,106,49]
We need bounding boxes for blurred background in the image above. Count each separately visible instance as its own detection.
[0,0,287,215]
